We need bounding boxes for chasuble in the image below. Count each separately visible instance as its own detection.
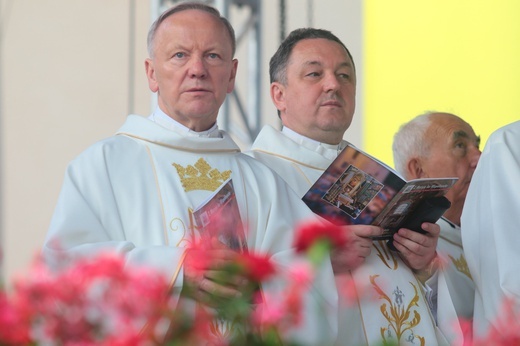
[248,125,459,345]
[44,115,338,344]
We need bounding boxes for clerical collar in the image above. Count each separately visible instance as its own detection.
[148,108,222,138]
[281,126,346,160]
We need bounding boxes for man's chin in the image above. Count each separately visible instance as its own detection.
[321,123,350,135]
[184,109,218,125]
[450,190,468,206]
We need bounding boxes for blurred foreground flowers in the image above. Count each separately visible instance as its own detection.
[2,216,519,345]
[0,253,174,345]
[0,219,342,346]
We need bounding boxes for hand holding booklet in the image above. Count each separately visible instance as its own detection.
[302,145,457,240]
[192,178,248,252]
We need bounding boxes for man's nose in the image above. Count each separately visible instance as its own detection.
[188,56,207,78]
[323,73,340,93]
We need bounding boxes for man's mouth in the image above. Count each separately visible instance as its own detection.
[321,100,342,107]
[186,88,210,93]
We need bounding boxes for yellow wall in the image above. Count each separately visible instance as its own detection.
[363,0,520,167]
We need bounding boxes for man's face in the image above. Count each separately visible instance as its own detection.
[145,10,238,131]
[420,114,481,206]
[272,38,356,144]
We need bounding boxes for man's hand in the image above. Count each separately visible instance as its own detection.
[331,225,382,274]
[183,237,248,306]
[392,222,440,272]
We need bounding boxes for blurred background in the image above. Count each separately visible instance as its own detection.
[1,0,518,284]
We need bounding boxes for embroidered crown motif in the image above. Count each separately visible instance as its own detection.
[449,254,473,280]
[172,158,232,192]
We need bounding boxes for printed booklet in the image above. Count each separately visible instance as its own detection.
[302,145,457,240]
[193,178,248,252]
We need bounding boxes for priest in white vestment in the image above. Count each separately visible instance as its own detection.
[393,112,481,343]
[461,120,520,339]
[43,4,337,344]
[247,28,451,345]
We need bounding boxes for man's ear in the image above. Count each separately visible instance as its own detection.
[407,157,427,179]
[145,58,159,93]
[226,58,239,93]
[270,82,286,114]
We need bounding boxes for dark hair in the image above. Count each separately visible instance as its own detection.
[147,1,236,58]
[269,28,355,85]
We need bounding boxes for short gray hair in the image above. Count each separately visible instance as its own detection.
[147,1,236,58]
[392,112,436,177]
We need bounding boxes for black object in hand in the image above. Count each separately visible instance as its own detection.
[387,196,451,251]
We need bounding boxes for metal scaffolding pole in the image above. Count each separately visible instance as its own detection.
[0,0,5,283]
[128,0,136,115]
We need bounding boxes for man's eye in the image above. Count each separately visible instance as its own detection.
[306,72,320,77]
[455,142,468,151]
[208,53,219,59]
[174,52,185,58]
[339,73,350,79]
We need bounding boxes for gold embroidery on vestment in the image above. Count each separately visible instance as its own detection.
[370,275,425,345]
[449,253,473,280]
[169,217,190,247]
[172,158,231,192]
[208,316,244,342]
[374,241,399,270]
[169,208,203,247]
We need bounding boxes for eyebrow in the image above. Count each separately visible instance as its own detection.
[302,60,353,69]
[452,130,469,140]
[453,130,481,146]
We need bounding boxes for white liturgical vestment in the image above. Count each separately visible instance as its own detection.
[461,120,520,338]
[437,217,475,341]
[43,115,338,344]
[248,125,458,345]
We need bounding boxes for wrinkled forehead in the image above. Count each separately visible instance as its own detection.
[291,38,354,67]
[428,114,477,143]
[156,9,233,51]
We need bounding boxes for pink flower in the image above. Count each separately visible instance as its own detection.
[237,252,277,283]
[457,318,473,346]
[251,274,307,335]
[0,252,173,345]
[287,261,314,286]
[0,293,31,344]
[294,219,348,253]
[251,292,285,327]
[335,274,359,306]
[472,297,520,345]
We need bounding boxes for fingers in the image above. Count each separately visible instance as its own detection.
[204,269,249,289]
[394,222,439,250]
[345,225,380,252]
[420,222,440,237]
[331,250,365,274]
[394,232,430,252]
[199,276,242,299]
[391,241,427,271]
[185,241,239,272]
[184,252,239,281]
[331,235,374,273]
[194,278,242,308]
[183,238,251,304]
[349,225,383,238]
[393,223,439,271]
[184,264,249,304]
